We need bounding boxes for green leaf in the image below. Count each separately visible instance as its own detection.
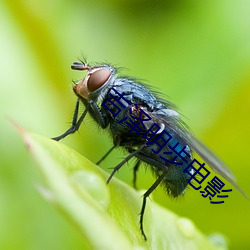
[19,128,226,250]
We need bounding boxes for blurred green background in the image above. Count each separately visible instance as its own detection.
[1,0,250,249]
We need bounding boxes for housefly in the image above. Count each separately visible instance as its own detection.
[52,60,246,240]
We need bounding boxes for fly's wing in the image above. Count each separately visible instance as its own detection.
[145,109,248,199]
[185,133,248,199]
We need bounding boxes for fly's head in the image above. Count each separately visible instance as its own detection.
[72,61,116,101]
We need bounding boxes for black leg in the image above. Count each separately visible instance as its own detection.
[52,100,89,141]
[89,100,107,129]
[107,144,145,184]
[72,99,80,125]
[96,145,116,165]
[140,173,166,240]
[133,160,141,189]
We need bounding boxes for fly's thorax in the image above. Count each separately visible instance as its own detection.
[73,64,117,102]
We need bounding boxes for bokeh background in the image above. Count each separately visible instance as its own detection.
[1,1,250,249]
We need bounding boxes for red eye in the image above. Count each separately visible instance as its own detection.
[87,68,111,92]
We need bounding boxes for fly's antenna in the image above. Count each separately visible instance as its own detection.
[71,61,89,71]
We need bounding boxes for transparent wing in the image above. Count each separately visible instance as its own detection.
[146,109,248,199]
[185,133,247,198]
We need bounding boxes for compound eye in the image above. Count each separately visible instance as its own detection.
[87,68,111,92]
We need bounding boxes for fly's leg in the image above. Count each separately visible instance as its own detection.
[133,160,141,189]
[52,99,108,141]
[125,148,141,189]
[89,100,107,129]
[96,145,116,165]
[100,147,141,188]
[52,99,88,141]
[140,173,166,240]
[107,144,145,184]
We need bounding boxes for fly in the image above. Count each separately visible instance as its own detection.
[52,60,247,240]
